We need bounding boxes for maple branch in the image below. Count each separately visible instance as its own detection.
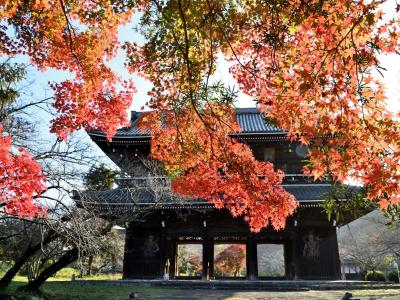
[349,23,395,154]
[171,0,220,159]
[176,0,206,116]
[59,0,76,53]
[8,97,53,115]
[204,0,216,99]
[316,9,367,76]
[58,0,87,76]
[213,7,275,92]
[151,0,204,124]
[177,0,191,80]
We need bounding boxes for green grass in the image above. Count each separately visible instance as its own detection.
[2,273,122,283]
[1,280,175,300]
[1,274,400,299]
[2,279,400,300]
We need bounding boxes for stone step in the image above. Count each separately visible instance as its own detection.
[68,279,400,291]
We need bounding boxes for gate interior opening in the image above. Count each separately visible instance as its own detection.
[214,243,247,278]
[257,243,285,278]
[175,243,203,278]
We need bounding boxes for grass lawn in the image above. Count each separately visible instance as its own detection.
[2,281,176,300]
[0,274,177,300]
[2,282,400,300]
[1,276,400,299]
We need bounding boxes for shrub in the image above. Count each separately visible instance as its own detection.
[360,269,367,280]
[364,270,386,281]
[0,261,12,275]
[55,267,78,278]
[387,271,399,282]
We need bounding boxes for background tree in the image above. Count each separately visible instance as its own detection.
[79,164,118,276]
[87,229,125,275]
[177,245,202,276]
[13,156,187,291]
[339,211,400,277]
[84,164,118,191]
[0,60,46,218]
[214,244,246,277]
[0,61,108,290]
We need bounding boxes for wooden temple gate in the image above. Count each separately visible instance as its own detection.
[123,208,341,280]
[80,108,359,281]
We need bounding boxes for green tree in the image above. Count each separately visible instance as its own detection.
[84,164,118,191]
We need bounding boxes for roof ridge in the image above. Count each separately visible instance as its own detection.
[234,107,260,114]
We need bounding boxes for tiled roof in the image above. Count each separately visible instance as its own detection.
[88,108,284,138]
[89,111,151,137]
[283,184,357,201]
[80,188,192,205]
[235,108,282,133]
[75,184,358,210]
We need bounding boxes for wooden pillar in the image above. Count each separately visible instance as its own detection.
[247,233,257,280]
[292,226,300,279]
[169,238,176,279]
[160,220,167,278]
[209,236,214,279]
[331,226,342,279]
[122,223,131,279]
[284,240,292,280]
[202,220,209,280]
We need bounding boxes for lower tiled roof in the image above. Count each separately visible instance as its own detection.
[74,184,359,211]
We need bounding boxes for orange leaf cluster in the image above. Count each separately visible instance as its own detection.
[0,124,47,218]
[0,0,138,139]
[139,105,297,232]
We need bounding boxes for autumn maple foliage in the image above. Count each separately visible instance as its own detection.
[0,0,137,139]
[140,104,297,231]
[0,0,137,217]
[1,0,400,229]
[0,125,46,218]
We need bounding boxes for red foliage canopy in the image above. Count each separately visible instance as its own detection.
[0,0,399,228]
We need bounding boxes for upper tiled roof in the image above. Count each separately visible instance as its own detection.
[90,111,151,137]
[235,108,283,133]
[88,108,284,138]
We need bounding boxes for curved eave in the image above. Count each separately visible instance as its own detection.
[88,132,151,146]
[87,131,289,146]
[75,199,325,212]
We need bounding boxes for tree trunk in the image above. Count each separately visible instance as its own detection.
[0,230,56,290]
[18,222,113,291]
[0,253,30,290]
[87,255,93,276]
[18,248,79,291]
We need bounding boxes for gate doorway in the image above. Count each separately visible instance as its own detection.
[256,243,286,279]
[213,243,247,279]
[175,243,203,279]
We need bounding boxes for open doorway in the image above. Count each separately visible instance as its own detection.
[214,243,247,278]
[175,243,203,278]
[257,243,285,278]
